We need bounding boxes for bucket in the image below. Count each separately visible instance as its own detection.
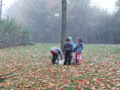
[59,60,64,65]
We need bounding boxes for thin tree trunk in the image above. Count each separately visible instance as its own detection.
[0,0,2,19]
[61,0,67,49]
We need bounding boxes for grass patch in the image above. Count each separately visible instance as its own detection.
[0,43,120,89]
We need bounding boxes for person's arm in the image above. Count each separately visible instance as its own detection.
[73,43,78,52]
[82,43,83,49]
[72,42,74,51]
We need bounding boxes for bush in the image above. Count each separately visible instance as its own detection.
[0,17,29,40]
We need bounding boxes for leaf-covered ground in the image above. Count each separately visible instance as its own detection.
[0,44,120,90]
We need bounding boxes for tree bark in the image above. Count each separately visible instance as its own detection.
[61,0,67,49]
[0,0,2,19]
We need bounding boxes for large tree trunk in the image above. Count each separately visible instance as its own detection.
[61,0,67,49]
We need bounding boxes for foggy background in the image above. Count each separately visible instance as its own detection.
[1,0,120,44]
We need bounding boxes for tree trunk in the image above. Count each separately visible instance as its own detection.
[0,0,2,19]
[61,0,67,49]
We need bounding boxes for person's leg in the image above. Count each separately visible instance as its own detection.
[52,54,57,64]
[64,50,68,65]
[68,51,71,65]
[73,56,76,64]
[75,53,77,64]
[68,56,71,65]
[55,54,58,63]
[52,54,55,64]
[77,53,81,64]
[70,52,72,63]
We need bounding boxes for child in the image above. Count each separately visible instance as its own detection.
[69,36,74,51]
[63,37,72,65]
[74,37,83,64]
[68,36,74,64]
[50,47,63,64]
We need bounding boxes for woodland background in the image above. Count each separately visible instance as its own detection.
[1,0,120,44]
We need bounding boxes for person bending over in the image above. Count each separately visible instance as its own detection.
[50,47,63,64]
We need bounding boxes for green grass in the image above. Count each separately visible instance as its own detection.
[0,43,120,89]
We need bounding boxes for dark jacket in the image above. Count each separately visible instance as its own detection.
[63,42,72,52]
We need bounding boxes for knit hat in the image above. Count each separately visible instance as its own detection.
[69,36,72,40]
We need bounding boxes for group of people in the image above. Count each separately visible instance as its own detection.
[50,36,83,65]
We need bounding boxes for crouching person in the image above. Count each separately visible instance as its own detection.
[50,47,63,64]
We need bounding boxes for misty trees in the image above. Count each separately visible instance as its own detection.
[111,0,120,43]
[99,0,120,44]
[8,0,62,43]
[116,0,120,22]
[0,17,29,40]
[5,0,120,44]
[67,0,91,43]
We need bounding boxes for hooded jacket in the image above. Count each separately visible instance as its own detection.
[63,42,72,52]
[74,42,83,53]
[50,47,63,60]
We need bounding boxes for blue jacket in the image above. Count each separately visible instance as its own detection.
[74,42,83,53]
[70,41,74,51]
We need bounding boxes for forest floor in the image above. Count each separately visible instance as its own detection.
[0,43,120,89]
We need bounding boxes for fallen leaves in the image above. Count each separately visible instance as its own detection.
[0,44,120,89]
